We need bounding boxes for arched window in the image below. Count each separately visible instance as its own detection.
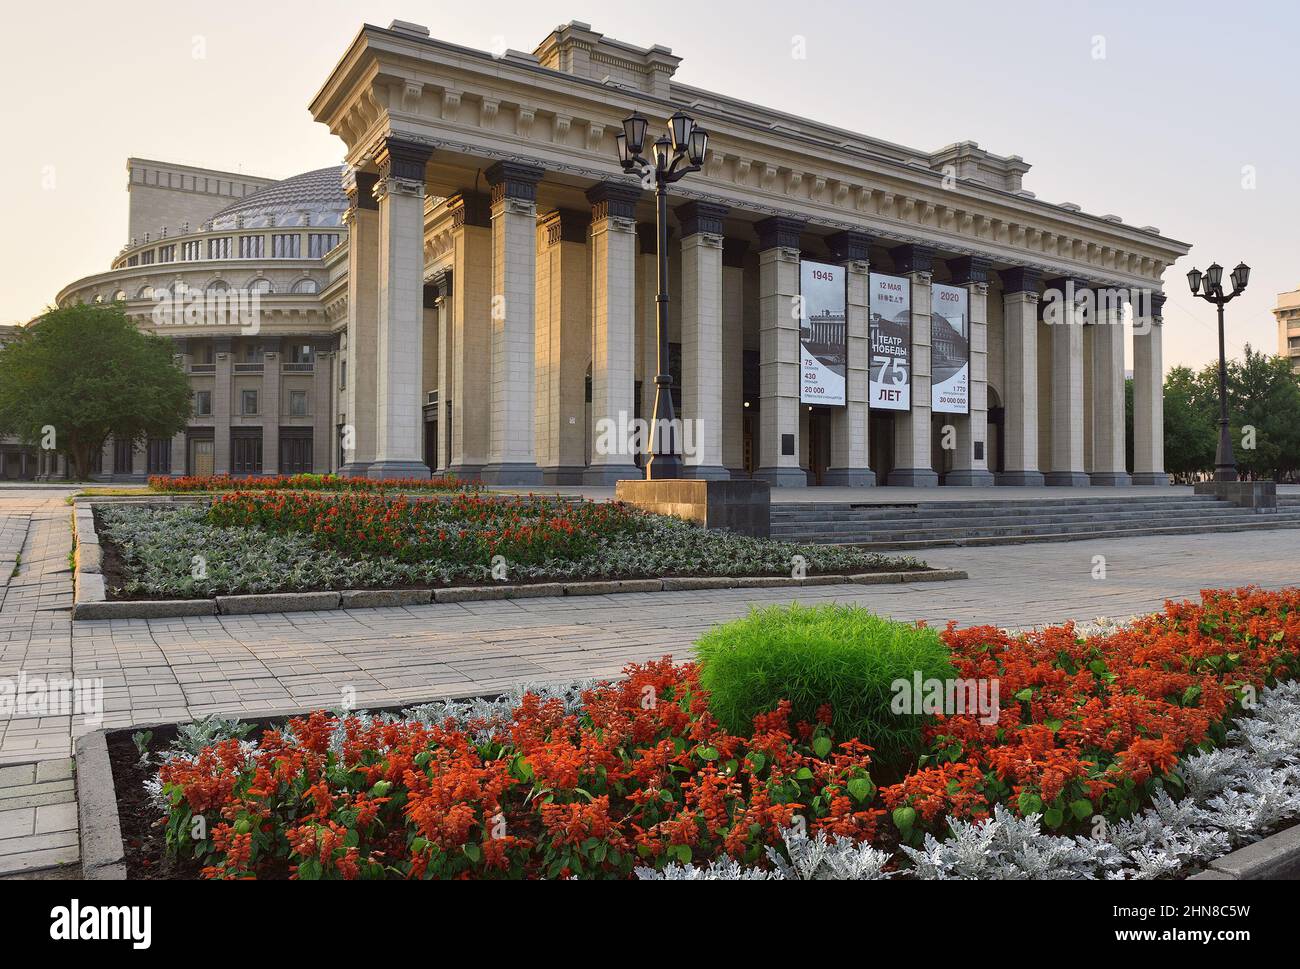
[206,278,230,294]
[136,285,155,300]
[113,290,127,302]
[291,278,319,295]
[247,278,274,295]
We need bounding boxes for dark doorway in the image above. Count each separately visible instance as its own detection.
[870,411,895,483]
[806,407,832,485]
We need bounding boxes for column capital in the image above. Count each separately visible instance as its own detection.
[485,161,544,204]
[447,191,491,230]
[428,267,453,298]
[722,238,749,268]
[1150,292,1166,324]
[826,230,872,263]
[890,243,933,275]
[998,266,1042,295]
[539,208,590,246]
[949,255,992,286]
[676,201,729,238]
[586,181,641,221]
[755,216,804,252]
[374,137,432,183]
[1044,275,1093,294]
[344,169,380,212]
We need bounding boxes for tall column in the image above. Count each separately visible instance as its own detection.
[585,183,640,484]
[824,230,874,485]
[1090,289,1131,485]
[213,335,232,474]
[1044,276,1090,486]
[448,192,492,479]
[312,338,332,473]
[721,240,747,475]
[261,338,281,475]
[754,217,805,487]
[340,169,380,477]
[946,256,995,485]
[431,269,454,473]
[481,161,543,485]
[1132,292,1167,485]
[997,268,1044,485]
[677,202,729,479]
[369,138,433,480]
[888,245,938,486]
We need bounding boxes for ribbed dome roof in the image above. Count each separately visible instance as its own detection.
[208,166,348,230]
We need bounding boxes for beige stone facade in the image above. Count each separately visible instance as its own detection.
[1275,287,1300,374]
[48,19,1190,486]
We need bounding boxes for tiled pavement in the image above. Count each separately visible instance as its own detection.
[1,484,1299,875]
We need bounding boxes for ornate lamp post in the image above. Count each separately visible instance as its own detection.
[1187,261,1251,481]
[615,110,709,479]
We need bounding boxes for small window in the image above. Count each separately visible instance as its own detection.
[241,389,258,415]
[291,278,319,294]
[340,359,347,390]
[194,390,212,416]
[158,245,176,263]
[289,344,315,364]
[139,250,155,265]
[238,235,265,259]
[208,237,232,259]
[182,240,202,261]
[247,278,273,295]
[272,234,301,259]
[308,233,340,258]
[289,390,308,417]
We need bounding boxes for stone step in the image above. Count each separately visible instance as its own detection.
[770,506,1288,534]
[770,501,1237,525]
[816,512,1300,543]
[770,494,1223,515]
[813,516,1300,550]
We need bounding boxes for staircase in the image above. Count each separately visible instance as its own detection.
[770,492,1300,550]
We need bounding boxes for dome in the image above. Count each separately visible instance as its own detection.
[208,166,348,231]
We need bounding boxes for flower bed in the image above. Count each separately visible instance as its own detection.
[136,587,1300,879]
[148,473,474,493]
[95,495,922,598]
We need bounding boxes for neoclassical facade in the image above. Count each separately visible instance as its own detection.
[1276,286,1300,374]
[52,19,1190,486]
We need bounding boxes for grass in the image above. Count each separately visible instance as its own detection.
[695,603,954,774]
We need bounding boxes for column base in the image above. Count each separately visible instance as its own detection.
[583,464,642,485]
[996,470,1046,487]
[1132,472,1170,486]
[684,465,732,481]
[1044,471,1091,487]
[338,462,373,479]
[754,466,808,488]
[944,469,996,487]
[821,468,877,487]
[447,463,483,482]
[886,468,940,487]
[1089,472,1133,487]
[480,462,543,486]
[367,461,432,481]
[541,465,587,486]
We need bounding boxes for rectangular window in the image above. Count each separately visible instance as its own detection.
[289,390,308,417]
[339,359,347,390]
[208,237,232,260]
[238,235,264,259]
[158,245,175,263]
[194,390,212,416]
[139,250,155,265]
[289,344,315,364]
[182,241,202,261]
[146,438,171,474]
[272,234,301,258]
[241,389,258,415]
[308,233,340,258]
[126,255,139,267]
[231,433,263,475]
[113,438,134,475]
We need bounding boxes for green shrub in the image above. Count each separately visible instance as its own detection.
[695,604,954,772]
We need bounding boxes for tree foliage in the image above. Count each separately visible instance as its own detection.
[0,304,191,479]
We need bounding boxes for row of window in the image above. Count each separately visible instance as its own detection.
[125,233,340,267]
[193,388,312,417]
[124,277,320,300]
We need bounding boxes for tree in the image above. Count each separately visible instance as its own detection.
[1226,344,1300,481]
[1162,365,1216,478]
[0,304,191,479]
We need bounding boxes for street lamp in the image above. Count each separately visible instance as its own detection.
[615,108,709,479]
[1188,259,1251,481]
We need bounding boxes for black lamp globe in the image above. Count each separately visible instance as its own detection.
[615,132,630,168]
[652,136,672,171]
[622,112,648,156]
[687,126,709,167]
[668,110,693,152]
[1187,267,1203,295]
[1231,262,1251,293]
[1205,263,1224,292]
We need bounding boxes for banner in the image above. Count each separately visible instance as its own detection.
[869,272,911,410]
[799,260,847,406]
[930,283,970,414]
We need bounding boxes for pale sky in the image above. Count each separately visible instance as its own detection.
[3,0,1295,372]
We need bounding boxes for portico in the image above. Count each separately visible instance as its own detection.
[309,19,1188,488]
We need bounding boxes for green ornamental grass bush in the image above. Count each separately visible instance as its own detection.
[695,604,954,772]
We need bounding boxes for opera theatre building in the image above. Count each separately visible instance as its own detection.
[52,20,1189,487]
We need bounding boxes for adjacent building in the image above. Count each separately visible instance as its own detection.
[1276,286,1300,374]
[49,19,1189,486]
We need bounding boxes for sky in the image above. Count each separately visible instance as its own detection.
[2,0,1296,373]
